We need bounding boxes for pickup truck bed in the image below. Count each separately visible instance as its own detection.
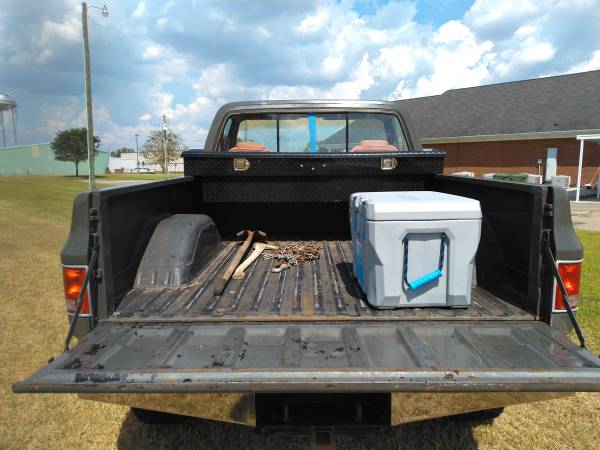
[112,239,532,323]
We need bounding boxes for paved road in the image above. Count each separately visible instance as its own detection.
[571,199,600,232]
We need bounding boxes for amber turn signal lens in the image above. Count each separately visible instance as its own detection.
[554,262,581,311]
[62,267,90,315]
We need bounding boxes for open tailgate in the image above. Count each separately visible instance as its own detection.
[14,321,600,393]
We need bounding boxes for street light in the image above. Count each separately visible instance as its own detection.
[135,134,140,172]
[81,2,108,190]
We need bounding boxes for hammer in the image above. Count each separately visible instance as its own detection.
[213,230,267,296]
[232,242,279,280]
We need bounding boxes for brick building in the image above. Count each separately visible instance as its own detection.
[400,70,600,186]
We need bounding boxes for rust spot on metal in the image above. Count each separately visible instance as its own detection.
[64,358,82,370]
[83,343,106,356]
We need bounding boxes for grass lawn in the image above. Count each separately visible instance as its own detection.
[1,176,599,449]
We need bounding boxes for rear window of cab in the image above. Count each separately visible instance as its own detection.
[217,112,409,153]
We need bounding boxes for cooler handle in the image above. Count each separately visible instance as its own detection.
[403,233,448,291]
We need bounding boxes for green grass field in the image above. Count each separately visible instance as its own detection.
[1,176,599,449]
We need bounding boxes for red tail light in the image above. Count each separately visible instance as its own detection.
[553,261,582,312]
[62,266,90,315]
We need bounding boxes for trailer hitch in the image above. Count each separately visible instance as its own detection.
[542,240,586,349]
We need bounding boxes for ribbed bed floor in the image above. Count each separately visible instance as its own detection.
[110,240,533,323]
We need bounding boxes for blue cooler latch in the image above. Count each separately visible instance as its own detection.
[402,233,448,291]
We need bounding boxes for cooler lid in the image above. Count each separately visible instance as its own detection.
[359,191,482,221]
[350,191,404,210]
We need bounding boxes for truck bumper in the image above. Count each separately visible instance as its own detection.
[78,391,570,426]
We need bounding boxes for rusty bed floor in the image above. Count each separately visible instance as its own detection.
[110,240,534,323]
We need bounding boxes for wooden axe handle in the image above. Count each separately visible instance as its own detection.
[232,243,279,280]
[213,231,254,296]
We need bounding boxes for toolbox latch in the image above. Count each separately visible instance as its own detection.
[233,158,250,172]
[381,158,398,170]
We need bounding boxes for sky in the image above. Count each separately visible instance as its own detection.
[1,0,599,151]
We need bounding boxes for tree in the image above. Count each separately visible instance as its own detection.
[51,128,100,177]
[111,147,134,157]
[141,129,186,173]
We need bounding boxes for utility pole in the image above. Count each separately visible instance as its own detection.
[162,114,168,174]
[81,3,108,190]
[82,3,95,189]
[135,134,139,172]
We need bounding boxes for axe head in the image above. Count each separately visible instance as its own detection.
[235,229,253,241]
[254,230,268,242]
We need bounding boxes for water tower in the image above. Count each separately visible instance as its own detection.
[0,91,18,148]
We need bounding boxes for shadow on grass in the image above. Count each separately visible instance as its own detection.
[116,410,487,450]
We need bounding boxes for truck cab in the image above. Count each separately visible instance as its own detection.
[15,100,600,437]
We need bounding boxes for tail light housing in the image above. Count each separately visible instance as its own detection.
[553,261,582,312]
[62,266,90,315]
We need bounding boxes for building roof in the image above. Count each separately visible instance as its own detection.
[398,70,600,141]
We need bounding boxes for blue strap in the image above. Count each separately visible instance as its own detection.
[407,269,442,290]
[308,113,318,153]
[403,233,447,291]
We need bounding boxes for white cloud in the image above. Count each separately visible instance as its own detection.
[433,20,474,44]
[152,92,174,115]
[464,0,539,39]
[325,54,375,98]
[465,0,600,80]
[2,0,600,150]
[296,8,331,33]
[142,45,160,60]
[568,49,600,73]
[39,97,84,131]
[514,24,536,38]
[517,41,555,65]
[133,1,147,19]
[77,0,600,146]
[322,55,343,75]
[41,18,79,43]
[374,45,418,80]
[92,105,158,147]
[367,1,417,29]
[257,26,271,40]
[266,54,375,100]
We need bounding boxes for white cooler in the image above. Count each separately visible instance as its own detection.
[350,192,402,286]
[351,191,482,309]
